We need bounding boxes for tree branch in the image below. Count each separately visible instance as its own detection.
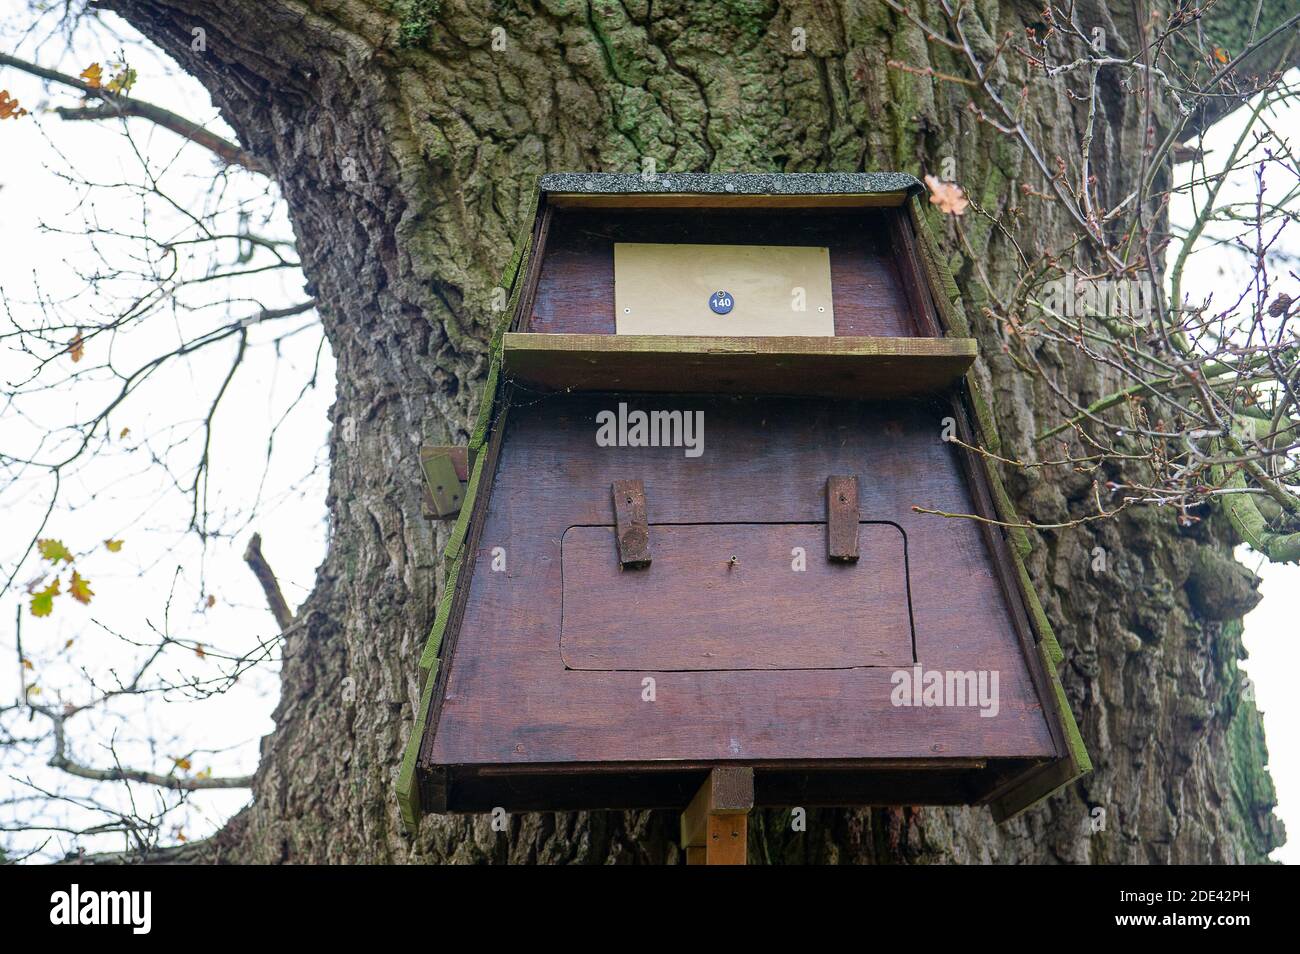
[0,51,269,175]
[243,532,294,631]
[40,709,254,791]
[47,754,254,790]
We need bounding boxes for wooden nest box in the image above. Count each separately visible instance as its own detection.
[398,173,1089,833]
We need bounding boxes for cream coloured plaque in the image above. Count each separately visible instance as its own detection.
[613,242,835,336]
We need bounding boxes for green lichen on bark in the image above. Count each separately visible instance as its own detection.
[1217,621,1285,857]
[396,0,442,47]
[1227,689,1281,842]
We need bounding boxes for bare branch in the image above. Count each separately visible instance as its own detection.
[47,754,254,791]
[0,51,270,174]
[243,533,294,631]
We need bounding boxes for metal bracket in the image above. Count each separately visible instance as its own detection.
[611,479,651,568]
[421,445,469,519]
[826,475,860,562]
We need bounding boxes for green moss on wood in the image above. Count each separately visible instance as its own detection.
[418,558,460,681]
[497,231,528,297]
[444,452,486,570]
[396,668,438,832]
[468,361,499,464]
[967,378,1002,456]
[982,457,1032,558]
[400,181,536,829]
[989,645,1092,821]
[1042,643,1092,774]
[1008,547,1063,666]
[907,196,972,337]
[503,175,542,288]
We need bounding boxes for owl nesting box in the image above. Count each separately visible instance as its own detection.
[397,173,1089,832]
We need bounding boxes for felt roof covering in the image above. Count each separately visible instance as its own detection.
[538,171,922,197]
[395,173,1090,832]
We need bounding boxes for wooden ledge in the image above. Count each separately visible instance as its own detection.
[502,333,977,399]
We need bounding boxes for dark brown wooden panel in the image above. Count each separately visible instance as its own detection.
[425,393,1056,770]
[529,209,922,337]
[561,522,913,671]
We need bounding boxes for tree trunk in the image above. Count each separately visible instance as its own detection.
[103,0,1284,863]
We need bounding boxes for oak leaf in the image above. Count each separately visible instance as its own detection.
[30,578,60,617]
[106,67,137,94]
[925,174,969,215]
[37,539,74,564]
[69,570,94,605]
[0,90,28,120]
[104,538,124,552]
[69,331,84,362]
[80,63,103,88]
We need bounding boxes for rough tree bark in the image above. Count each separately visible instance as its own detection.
[99,0,1286,863]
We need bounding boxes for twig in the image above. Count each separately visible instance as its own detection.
[243,532,294,631]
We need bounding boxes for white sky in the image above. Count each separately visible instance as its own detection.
[1168,81,1300,863]
[0,6,1295,862]
[1,6,332,858]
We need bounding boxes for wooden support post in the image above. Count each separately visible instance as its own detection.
[680,767,753,865]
